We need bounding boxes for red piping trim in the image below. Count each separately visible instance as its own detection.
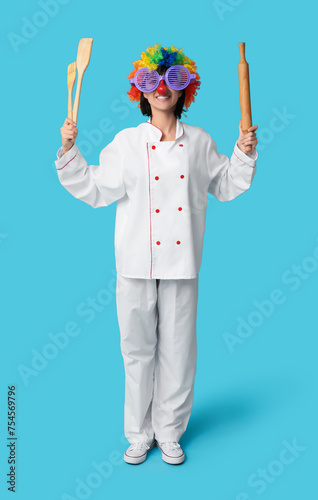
[234,150,253,167]
[234,151,240,160]
[146,120,184,141]
[147,121,163,141]
[178,127,184,140]
[146,143,153,279]
[57,154,77,170]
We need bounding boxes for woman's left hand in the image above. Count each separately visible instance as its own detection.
[237,120,258,154]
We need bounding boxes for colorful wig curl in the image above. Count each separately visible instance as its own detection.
[127,43,201,112]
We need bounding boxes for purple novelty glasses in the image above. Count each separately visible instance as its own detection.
[129,65,196,92]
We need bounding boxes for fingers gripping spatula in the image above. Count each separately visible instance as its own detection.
[72,38,93,124]
[67,62,77,120]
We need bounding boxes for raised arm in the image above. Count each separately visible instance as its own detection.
[207,123,258,202]
[55,118,126,208]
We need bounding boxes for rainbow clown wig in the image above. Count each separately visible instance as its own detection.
[127,44,201,113]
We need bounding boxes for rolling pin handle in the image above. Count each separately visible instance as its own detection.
[239,42,246,62]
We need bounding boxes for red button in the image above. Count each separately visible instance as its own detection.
[180,175,184,179]
[155,176,159,180]
[156,241,161,245]
[155,209,160,213]
[179,144,184,147]
[152,145,156,150]
[176,241,181,245]
[178,207,182,211]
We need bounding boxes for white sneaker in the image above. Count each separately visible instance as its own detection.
[156,441,185,465]
[124,440,155,464]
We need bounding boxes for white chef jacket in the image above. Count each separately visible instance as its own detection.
[55,118,257,279]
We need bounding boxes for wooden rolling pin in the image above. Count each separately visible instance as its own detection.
[238,42,252,152]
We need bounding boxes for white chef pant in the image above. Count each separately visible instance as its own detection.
[116,273,199,445]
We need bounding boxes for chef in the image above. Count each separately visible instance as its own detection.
[55,43,258,465]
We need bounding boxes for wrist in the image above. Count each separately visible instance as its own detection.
[63,145,72,154]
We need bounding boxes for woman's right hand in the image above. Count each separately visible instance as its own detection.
[60,118,78,154]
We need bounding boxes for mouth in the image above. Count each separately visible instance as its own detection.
[156,96,170,100]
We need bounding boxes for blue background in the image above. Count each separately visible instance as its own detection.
[1,0,317,498]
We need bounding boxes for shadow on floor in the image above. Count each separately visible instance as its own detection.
[181,376,294,446]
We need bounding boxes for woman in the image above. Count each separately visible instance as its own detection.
[56,43,258,465]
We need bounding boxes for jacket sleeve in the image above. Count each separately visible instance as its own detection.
[54,133,126,208]
[206,132,257,202]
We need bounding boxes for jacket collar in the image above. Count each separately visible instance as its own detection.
[145,117,184,142]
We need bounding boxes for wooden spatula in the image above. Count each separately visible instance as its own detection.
[72,38,93,124]
[67,62,77,120]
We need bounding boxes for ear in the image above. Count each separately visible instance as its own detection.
[143,92,149,101]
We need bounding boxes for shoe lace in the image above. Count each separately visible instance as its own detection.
[160,441,181,451]
[130,442,150,451]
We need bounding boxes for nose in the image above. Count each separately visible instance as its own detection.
[157,79,167,95]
